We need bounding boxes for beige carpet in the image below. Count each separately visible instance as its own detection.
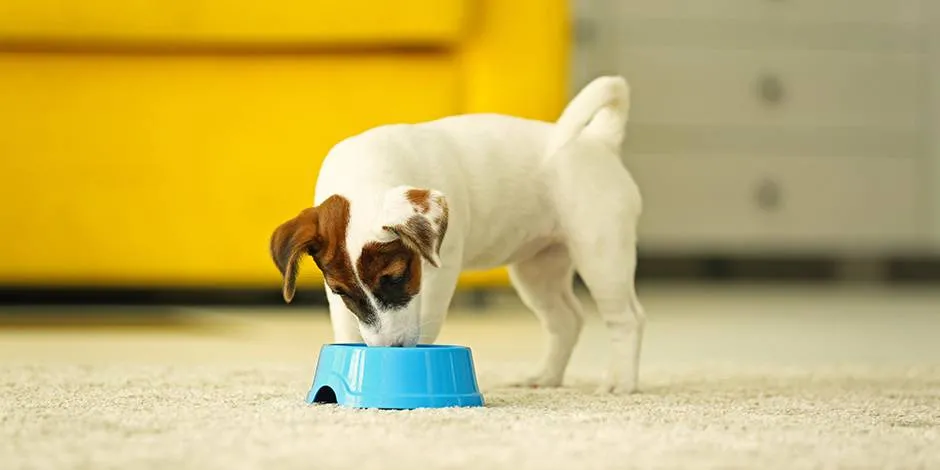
[2,285,939,469]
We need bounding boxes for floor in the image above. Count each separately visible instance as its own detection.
[2,283,939,469]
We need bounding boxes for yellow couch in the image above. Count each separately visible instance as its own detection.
[0,0,569,290]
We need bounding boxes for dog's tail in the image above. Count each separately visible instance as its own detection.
[545,75,630,156]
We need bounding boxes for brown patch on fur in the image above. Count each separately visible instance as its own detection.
[357,240,421,309]
[269,195,377,324]
[381,190,449,269]
[404,253,422,295]
[435,201,449,255]
[405,217,436,255]
[269,206,320,302]
[383,216,440,268]
[406,189,431,213]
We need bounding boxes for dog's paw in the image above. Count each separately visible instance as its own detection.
[507,374,563,389]
[593,380,639,395]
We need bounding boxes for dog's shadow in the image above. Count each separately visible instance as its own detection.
[476,379,676,410]
[476,373,822,410]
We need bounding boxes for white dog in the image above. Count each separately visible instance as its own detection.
[270,75,646,393]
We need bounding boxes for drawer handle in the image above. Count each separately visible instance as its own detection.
[575,17,597,44]
[755,178,782,212]
[757,73,785,105]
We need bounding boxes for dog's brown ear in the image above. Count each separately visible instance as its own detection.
[270,207,320,303]
[380,187,449,268]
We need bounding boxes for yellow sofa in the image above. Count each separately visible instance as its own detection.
[0,0,570,290]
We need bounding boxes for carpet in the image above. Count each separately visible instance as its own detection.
[2,363,939,470]
[2,285,939,469]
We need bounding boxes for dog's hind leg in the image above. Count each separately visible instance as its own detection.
[508,244,585,388]
[570,238,646,394]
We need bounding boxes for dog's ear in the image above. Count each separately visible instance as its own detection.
[269,207,321,303]
[379,186,449,268]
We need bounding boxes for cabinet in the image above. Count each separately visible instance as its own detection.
[574,0,933,256]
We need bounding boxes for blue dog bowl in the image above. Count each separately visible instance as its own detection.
[305,343,485,409]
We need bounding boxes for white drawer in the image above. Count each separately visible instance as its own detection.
[629,154,923,254]
[609,19,921,52]
[623,124,921,160]
[611,0,922,24]
[618,50,922,128]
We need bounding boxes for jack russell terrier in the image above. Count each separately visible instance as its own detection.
[270,75,646,394]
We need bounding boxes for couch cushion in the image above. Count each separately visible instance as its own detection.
[0,52,460,286]
[0,0,470,48]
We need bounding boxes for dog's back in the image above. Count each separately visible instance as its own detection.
[313,76,633,270]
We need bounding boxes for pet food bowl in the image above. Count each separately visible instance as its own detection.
[305,343,485,409]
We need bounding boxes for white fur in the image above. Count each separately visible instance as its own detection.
[312,76,646,393]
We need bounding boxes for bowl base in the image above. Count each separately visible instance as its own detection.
[306,384,485,410]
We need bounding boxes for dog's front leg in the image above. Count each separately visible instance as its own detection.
[416,265,462,345]
[326,288,363,343]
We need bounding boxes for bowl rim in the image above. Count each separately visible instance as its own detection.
[323,342,470,351]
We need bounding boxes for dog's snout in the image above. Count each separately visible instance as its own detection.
[359,318,420,348]
[361,331,417,348]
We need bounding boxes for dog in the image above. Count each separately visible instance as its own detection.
[269,75,646,393]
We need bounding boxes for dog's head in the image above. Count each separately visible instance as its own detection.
[269,186,448,347]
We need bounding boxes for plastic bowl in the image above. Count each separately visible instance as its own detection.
[305,343,485,409]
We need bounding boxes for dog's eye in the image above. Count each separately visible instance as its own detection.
[380,274,406,287]
[330,287,349,298]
